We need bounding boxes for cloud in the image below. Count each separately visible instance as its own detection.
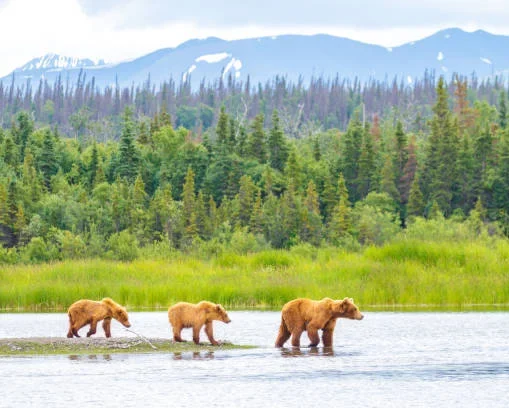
[76,0,509,30]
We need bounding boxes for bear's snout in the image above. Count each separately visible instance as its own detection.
[123,321,132,328]
[357,314,364,320]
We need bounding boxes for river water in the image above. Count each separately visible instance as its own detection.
[0,312,508,407]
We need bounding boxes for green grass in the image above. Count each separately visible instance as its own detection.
[1,239,509,312]
[0,338,252,356]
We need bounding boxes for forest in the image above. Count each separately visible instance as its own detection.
[0,71,508,263]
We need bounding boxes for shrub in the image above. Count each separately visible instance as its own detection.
[106,231,139,261]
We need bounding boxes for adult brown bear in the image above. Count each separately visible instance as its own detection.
[168,301,231,345]
[67,298,131,338]
[275,297,364,347]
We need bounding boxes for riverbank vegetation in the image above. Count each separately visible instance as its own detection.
[1,219,508,311]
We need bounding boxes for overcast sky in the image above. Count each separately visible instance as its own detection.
[1,0,508,76]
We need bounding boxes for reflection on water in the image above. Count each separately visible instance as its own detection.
[68,354,112,361]
[172,351,215,360]
[1,312,509,408]
[280,346,335,357]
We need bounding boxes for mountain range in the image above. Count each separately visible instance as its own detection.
[3,28,507,89]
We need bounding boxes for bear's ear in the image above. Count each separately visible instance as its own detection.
[342,297,351,304]
[349,297,354,303]
[216,304,222,311]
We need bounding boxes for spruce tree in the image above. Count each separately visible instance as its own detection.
[247,114,267,163]
[341,115,364,202]
[499,90,507,130]
[407,174,425,218]
[216,106,229,147]
[268,110,289,172]
[182,167,197,243]
[328,173,352,242]
[39,129,58,189]
[237,175,256,228]
[421,77,458,215]
[117,107,139,182]
[357,129,377,199]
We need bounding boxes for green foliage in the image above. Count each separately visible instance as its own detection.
[106,230,140,261]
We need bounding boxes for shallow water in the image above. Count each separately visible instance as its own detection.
[0,312,508,407]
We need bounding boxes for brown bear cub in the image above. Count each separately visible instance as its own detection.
[67,298,131,338]
[168,301,231,345]
[275,297,364,348]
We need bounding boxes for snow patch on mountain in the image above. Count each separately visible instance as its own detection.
[222,57,242,79]
[195,53,230,63]
[17,54,99,72]
[437,52,444,61]
[480,57,492,64]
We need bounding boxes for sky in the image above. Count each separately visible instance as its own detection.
[1,0,509,76]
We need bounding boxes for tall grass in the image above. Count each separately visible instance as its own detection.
[1,239,508,311]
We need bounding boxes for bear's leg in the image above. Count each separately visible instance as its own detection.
[67,314,74,338]
[102,318,112,338]
[322,319,336,348]
[86,320,98,337]
[71,317,84,337]
[275,319,291,347]
[72,327,81,337]
[192,325,202,345]
[205,322,219,345]
[307,325,320,347]
[291,329,303,347]
[173,325,185,342]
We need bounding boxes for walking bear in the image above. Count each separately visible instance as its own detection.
[168,301,231,345]
[67,298,131,338]
[275,297,364,348]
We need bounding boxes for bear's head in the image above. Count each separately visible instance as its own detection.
[113,306,131,328]
[210,304,231,324]
[332,298,364,320]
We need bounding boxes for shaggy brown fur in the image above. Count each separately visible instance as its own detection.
[66,298,131,338]
[168,301,231,345]
[275,297,364,348]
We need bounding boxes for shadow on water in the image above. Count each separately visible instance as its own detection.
[68,354,112,361]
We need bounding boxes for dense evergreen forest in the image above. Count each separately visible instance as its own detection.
[0,72,508,263]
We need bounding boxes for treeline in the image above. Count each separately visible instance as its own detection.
[0,69,507,139]
[0,76,507,263]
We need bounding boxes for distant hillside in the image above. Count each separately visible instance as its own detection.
[3,28,508,88]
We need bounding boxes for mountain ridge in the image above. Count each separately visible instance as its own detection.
[3,28,508,88]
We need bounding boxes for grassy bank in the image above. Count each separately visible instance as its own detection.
[1,239,509,312]
[0,337,250,356]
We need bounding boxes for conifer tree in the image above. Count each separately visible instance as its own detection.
[499,90,507,130]
[88,141,99,188]
[250,189,264,234]
[313,137,321,161]
[117,107,139,182]
[195,191,207,238]
[357,129,377,199]
[328,173,352,242]
[380,154,400,203]
[216,105,229,147]
[248,114,267,162]
[302,180,322,245]
[407,174,425,218]
[39,129,58,189]
[182,167,197,243]
[422,77,458,215]
[237,175,256,228]
[341,115,364,202]
[268,110,289,172]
